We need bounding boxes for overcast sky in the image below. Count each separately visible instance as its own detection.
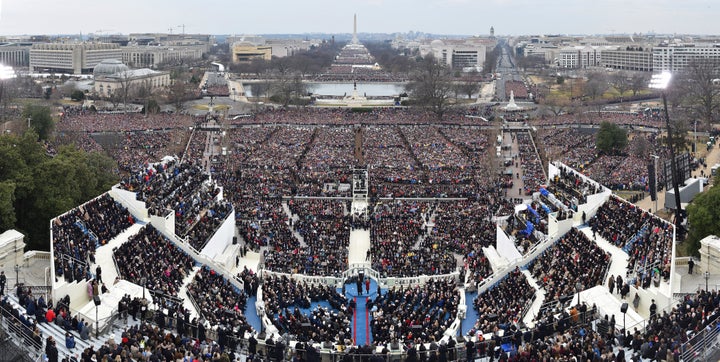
[0,0,717,36]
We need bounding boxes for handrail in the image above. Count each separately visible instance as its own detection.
[0,303,44,354]
[681,312,720,361]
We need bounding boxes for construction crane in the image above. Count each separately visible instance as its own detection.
[177,24,186,35]
[92,29,113,41]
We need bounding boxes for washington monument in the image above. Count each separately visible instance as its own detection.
[352,13,359,44]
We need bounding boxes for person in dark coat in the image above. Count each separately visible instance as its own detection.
[438,342,448,362]
[248,334,258,355]
[46,336,58,362]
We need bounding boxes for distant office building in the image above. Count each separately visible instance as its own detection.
[231,42,272,63]
[600,47,654,71]
[420,40,487,70]
[122,45,205,68]
[652,43,720,72]
[29,43,122,74]
[0,43,30,68]
[92,59,170,97]
[226,35,264,46]
[265,39,315,58]
[521,45,558,63]
[128,33,213,50]
[557,46,614,68]
[227,35,316,61]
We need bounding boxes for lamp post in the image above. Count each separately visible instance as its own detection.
[651,154,659,213]
[140,277,147,322]
[649,72,684,239]
[95,302,99,339]
[575,281,583,322]
[704,271,709,291]
[694,119,698,156]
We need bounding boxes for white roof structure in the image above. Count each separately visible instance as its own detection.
[0,229,24,248]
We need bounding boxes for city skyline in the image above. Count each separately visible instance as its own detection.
[0,0,718,37]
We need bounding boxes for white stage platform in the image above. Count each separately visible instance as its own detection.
[572,285,644,332]
[76,280,153,331]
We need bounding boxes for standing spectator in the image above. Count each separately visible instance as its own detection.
[249,334,258,357]
[688,258,695,274]
[649,299,657,319]
[46,336,58,362]
[365,278,370,295]
[608,275,615,294]
[95,265,102,283]
[0,271,5,295]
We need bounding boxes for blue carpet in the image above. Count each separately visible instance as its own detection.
[337,279,381,345]
[245,296,263,331]
[354,297,370,345]
[462,291,479,335]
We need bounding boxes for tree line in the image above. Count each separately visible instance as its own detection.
[0,106,118,251]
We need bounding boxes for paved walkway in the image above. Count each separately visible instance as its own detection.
[504,131,527,200]
[636,145,720,213]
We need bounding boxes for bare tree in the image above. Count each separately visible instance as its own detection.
[631,133,651,158]
[630,74,647,96]
[117,71,134,112]
[270,72,306,107]
[540,94,571,117]
[406,55,454,120]
[107,88,123,109]
[677,59,720,127]
[611,72,630,101]
[0,79,16,120]
[455,77,481,100]
[584,72,609,101]
[167,80,190,112]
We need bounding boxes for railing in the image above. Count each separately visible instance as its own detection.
[0,303,44,359]
[23,250,51,263]
[681,313,720,361]
[111,253,120,280]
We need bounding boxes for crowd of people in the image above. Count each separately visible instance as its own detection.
[52,193,135,284]
[588,195,673,289]
[35,102,714,361]
[113,225,196,297]
[184,200,234,252]
[104,130,188,173]
[530,111,685,130]
[426,200,497,286]
[505,80,529,99]
[529,228,611,323]
[368,201,458,277]
[516,131,546,195]
[296,127,356,197]
[547,165,604,210]
[2,294,44,350]
[185,266,254,346]
[284,199,351,276]
[119,159,228,244]
[58,110,198,133]
[371,278,460,344]
[539,128,597,171]
[471,267,536,337]
[261,274,351,343]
